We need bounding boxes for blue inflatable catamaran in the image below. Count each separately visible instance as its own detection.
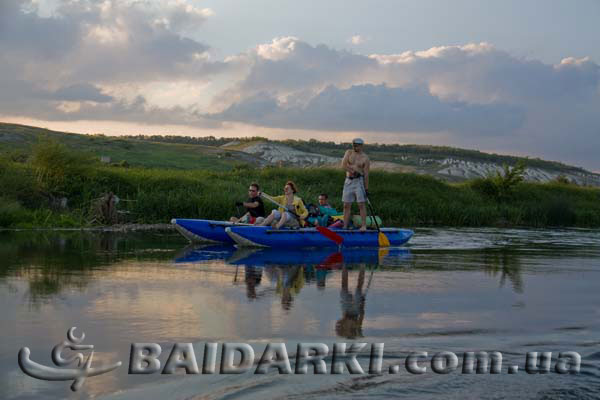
[171,218,413,248]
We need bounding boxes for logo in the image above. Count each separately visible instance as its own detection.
[18,327,122,392]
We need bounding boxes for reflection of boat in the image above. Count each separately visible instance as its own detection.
[173,244,237,263]
[175,245,411,268]
[226,226,413,248]
[171,219,243,244]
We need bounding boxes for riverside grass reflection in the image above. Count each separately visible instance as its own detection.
[1,229,534,309]
[0,230,182,305]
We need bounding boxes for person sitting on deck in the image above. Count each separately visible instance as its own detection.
[307,193,338,227]
[229,183,265,224]
[257,181,308,229]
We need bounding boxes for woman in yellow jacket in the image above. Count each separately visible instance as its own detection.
[258,181,309,229]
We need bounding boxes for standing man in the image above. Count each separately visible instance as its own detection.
[341,138,370,231]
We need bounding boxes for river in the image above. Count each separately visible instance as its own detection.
[1,228,599,399]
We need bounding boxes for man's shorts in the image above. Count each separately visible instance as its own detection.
[239,214,257,224]
[342,177,366,203]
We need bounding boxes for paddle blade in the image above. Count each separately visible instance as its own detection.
[316,226,344,245]
[378,231,391,247]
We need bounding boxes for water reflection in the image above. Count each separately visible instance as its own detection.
[483,250,523,293]
[2,229,600,400]
[0,230,184,304]
[176,245,411,310]
[175,245,411,267]
[336,266,366,339]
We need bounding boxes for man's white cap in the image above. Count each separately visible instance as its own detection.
[352,138,364,145]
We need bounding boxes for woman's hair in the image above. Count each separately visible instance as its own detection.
[285,180,298,193]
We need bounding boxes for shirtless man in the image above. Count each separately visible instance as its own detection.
[341,138,370,231]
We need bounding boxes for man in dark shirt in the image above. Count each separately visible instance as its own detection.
[230,183,265,224]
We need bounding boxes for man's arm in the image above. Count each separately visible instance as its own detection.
[341,150,354,174]
[243,201,260,208]
[363,156,370,190]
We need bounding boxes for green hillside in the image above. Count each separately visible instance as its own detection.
[0,122,593,175]
[0,123,258,171]
[277,139,588,174]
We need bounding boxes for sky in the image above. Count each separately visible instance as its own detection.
[1,0,599,170]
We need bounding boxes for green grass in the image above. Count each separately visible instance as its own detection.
[0,122,256,171]
[2,149,600,228]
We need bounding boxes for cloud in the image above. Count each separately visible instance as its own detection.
[207,39,600,168]
[349,35,366,45]
[1,3,599,169]
[210,84,525,135]
[0,0,222,126]
[49,83,114,103]
[217,37,378,103]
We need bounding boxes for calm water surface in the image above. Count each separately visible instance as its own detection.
[1,228,600,399]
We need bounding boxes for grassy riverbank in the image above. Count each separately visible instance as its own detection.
[1,146,600,228]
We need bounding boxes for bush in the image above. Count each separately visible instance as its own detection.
[545,197,576,226]
[552,175,572,185]
[471,161,526,201]
[31,138,94,195]
[0,158,45,208]
[469,178,499,199]
[0,198,30,227]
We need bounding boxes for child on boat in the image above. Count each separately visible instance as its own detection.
[307,193,339,227]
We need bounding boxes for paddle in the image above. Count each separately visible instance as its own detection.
[260,192,344,246]
[360,178,390,247]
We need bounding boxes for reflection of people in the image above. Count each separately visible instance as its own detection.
[335,266,366,338]
[341,138,370,231]
[244,266,262,299]
[258,181,308,229]
[316,269,328,290]
[274,266,305,310]
[230,183,265,224]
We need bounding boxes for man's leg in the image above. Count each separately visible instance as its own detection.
[358,202,367,231]
[254,217,264,225]
[343,202,352,229]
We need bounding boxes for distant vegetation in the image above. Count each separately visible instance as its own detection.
[120,132,589,173]
[1,138,599,228]
[279,139,588,173]
[0,123,257,171]
[122,134,268,147]
[0,122,592,175]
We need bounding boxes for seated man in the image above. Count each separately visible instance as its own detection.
[307,193,338,227]
[230,183,265,224]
